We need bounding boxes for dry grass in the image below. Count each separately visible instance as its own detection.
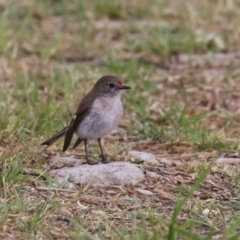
[1,0,240,239]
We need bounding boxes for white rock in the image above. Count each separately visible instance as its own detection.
[202,208,218,216]
[216,157,240,164]
[50,161,144,186]
[202,208,210,216]
[129,151,158,165]
[135,188,154,196]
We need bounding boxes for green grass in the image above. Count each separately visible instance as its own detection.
[1,0,240,239]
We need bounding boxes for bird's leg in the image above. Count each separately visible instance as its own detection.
[84,139,89,163]
[98,138,109,163]
[84,139,96,165]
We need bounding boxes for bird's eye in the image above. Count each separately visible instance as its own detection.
[108,82,114,88]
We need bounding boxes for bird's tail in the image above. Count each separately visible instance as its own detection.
[41,126,68,146]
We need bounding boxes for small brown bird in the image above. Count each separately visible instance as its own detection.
[41,75,131,164]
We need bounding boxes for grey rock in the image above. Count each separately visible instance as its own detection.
[50,161,144,186]
[129,151,158,165]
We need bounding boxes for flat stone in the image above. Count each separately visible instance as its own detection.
[129,151,158,165]
[50,161,144,186]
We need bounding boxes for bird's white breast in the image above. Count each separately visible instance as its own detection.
[76,95,123,140]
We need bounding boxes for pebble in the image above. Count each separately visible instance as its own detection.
[129,151,158,165]
[135,188,154,196]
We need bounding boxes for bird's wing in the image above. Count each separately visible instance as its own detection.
[63,91,95,152]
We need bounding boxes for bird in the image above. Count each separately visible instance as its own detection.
[41,75,131,164]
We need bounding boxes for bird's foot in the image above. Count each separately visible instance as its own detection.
[85,156,109,165]
[101,157,109,164]
[85,158,99,165]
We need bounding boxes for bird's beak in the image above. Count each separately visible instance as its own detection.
[118,85,131,90]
